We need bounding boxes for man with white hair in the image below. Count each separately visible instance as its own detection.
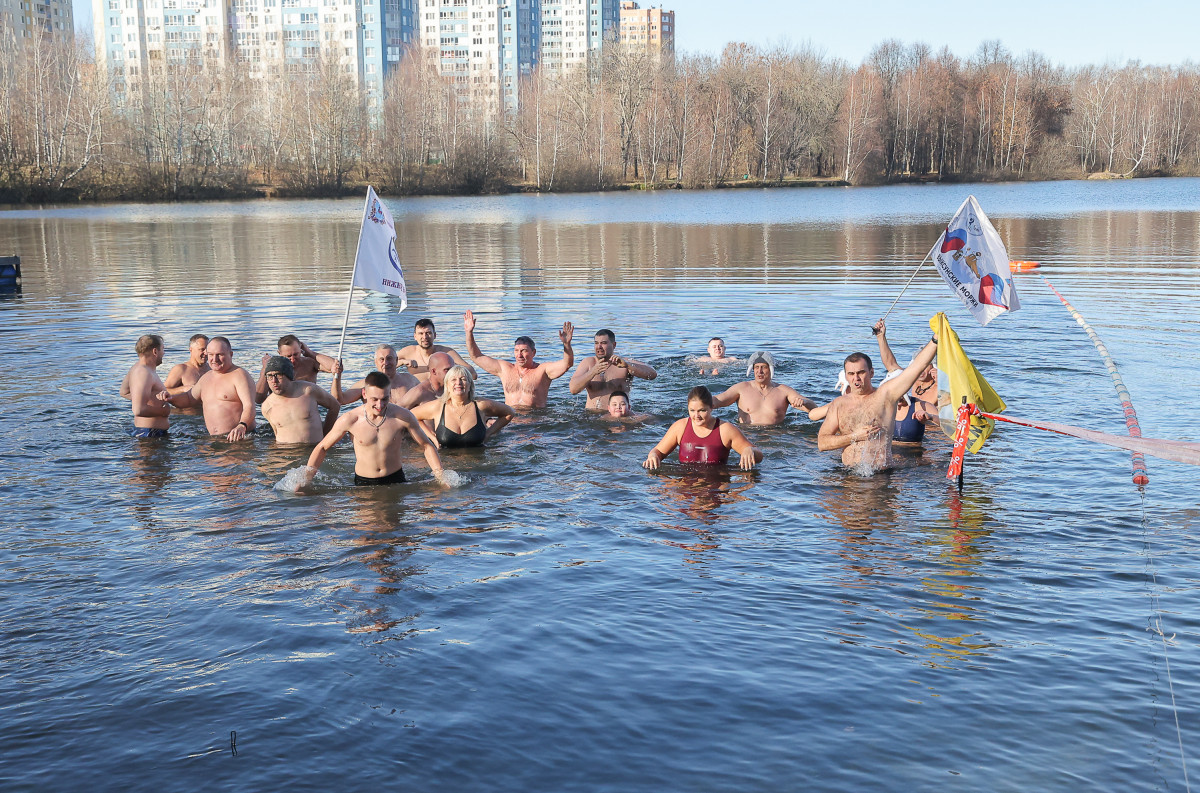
[710,351,818,426]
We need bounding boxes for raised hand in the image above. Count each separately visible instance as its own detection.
[464,310,476,334]
[559,321,573,347]
[872,319,886,336]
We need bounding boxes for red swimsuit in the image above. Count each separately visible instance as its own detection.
[679,418,730,465]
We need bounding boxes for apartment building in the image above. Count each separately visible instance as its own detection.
[93,0,410,106]
[617,0,670,60]
[1,0,73,42]
[539,0,614,76]
[418,0,536,116]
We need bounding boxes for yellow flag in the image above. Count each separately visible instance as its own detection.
[930,312,1006,453]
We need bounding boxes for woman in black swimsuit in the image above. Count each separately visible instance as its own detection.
[410,365,514,448]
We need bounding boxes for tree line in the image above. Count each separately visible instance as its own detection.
[3,34,1199,203]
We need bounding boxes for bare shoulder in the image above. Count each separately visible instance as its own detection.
[389,404,419,423]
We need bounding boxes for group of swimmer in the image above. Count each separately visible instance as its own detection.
[122,312,944,486]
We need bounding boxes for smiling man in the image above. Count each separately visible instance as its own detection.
[159,336,257,441]
[568,328,657,411]
[462,310,574,408]
[395,318,475,382]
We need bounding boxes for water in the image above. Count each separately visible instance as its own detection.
[2,178,1199,791]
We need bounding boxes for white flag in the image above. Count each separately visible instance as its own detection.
[351,186,407,310]
[931,195,1020,326]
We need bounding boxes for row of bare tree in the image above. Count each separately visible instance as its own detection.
[3,35,1199,202]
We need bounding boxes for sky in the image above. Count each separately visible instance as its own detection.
[72,0,1200,69]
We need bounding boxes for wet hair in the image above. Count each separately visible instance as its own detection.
[278,334,300,349]
[594,328,616,343]
[364,371,391,391]
[415,318,435,331]
[709,337,723,344]
[136,334,163,355]
[440,365,476,403]
[687,385,714,407]
[609,390,629,404]
[514,335,535,350]
[209,336,232,351]
[844,352,873,371]
[189,333,208,345]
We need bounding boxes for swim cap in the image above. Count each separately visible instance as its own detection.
[835,370,849,395]
[746,351,775,380]
[264,355,294,380]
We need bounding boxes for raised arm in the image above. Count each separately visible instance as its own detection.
[299,339,337,374]
[569,356,605,394]
[480,399,515,440]
[643,418,686,469]
[331,361,366,405]
[722,423,764,470]
[446,348,477,378]
[463,310,504,377]
[311,384,342,435]
[711,383,741,409]
[874,319,901,373]
[254,353,271,405]
[879,337,938,403]
[543,322,575,380]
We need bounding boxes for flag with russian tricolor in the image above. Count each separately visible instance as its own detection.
[932,195,1019,326]
[351,186,407,310]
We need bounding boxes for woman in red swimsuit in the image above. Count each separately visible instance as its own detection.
[643,386,763,470]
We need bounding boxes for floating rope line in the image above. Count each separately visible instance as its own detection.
[1042,277,1149,488]
[1139,489,1191,793]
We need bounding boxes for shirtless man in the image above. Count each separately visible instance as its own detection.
[125,334,171,438]
[256,334,336,403]
[165,334,210,389]
[463,310,574,408]
[260,356,341,444]
[397,352,453,410]
[395,318,475,381]
[695,337,736,375]
[568,328,658,411]
[817,336,939,470]
[332,344,420,406]
[159,336,257,441]
[302,371,444,486]
[711,351,817,426]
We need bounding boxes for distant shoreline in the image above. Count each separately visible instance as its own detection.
[0,170,1153,210]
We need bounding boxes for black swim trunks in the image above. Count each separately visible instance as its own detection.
[131,426,169,438]
[353,468,407,486]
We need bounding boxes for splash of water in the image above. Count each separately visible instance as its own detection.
[275,465,315,493]
[436,469,467,488]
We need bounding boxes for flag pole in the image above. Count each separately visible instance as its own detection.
[875,238,940,331]
[336,189,375,365]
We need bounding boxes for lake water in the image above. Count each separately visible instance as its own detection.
[2,179,1199,791]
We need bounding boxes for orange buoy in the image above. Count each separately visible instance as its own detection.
[1009,260,1041,271]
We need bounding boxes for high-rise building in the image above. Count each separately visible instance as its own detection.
[418,0,536,117]
[1,0,73,43]
[538,0,614,76]
[617,0,670,61]
[93,0,411,106]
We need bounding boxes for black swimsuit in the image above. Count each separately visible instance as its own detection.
[436,402,488,448]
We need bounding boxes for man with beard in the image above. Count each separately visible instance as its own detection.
[125,334,171,438]
[568,328,657,411]
[395,317,475,381]
[159,336,257,441]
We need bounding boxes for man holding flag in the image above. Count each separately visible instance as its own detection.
[817,334,939,472]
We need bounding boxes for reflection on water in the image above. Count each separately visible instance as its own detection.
[2,180,1199,791]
